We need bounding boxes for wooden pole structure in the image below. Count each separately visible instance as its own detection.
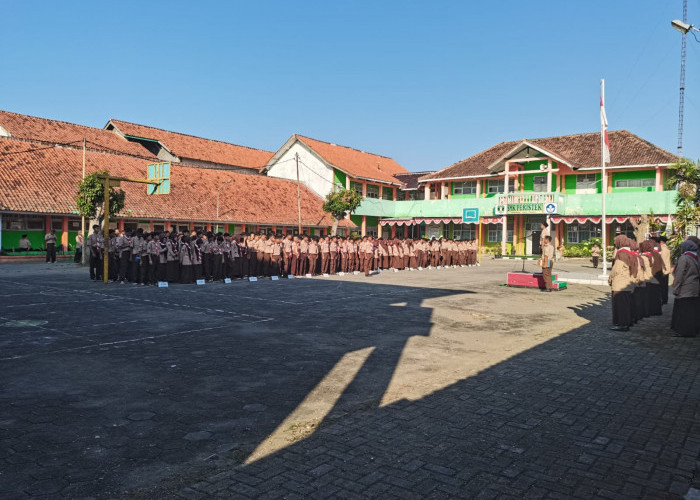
[102,178,110,283]
[295,152,302,234]
[81,138,87,264]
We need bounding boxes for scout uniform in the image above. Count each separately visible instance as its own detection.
[320,237,330,274]
[308,238,319,275]
[87,229,104,280]
[271,237,282,276]
[179,238,194,284]
[282,236,293,276]
[263,236,274,277]
[540,238,555,291]
[329,238,338,274]
[299,237,309,275]
[45,230,57,263]
[166,236,179,283]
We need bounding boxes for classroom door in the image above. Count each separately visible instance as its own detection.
[530,230,542,254]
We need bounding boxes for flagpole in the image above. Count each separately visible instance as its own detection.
[600,79,608,277]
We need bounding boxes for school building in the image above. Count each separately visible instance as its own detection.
[352,130,679,254]
[0,109,679,256]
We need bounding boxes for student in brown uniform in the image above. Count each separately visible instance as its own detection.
[329,237,339,274]
[165,233,179,283]
[44,229,58,263]
[147,233,160,285]
[193,237,204,281]
[299,235,309,275]
[212,235,225,281]
[282,234,292,276]
[656,236,671,305]
[271,234,283,276]
[308,236,319,275]
[247,234,258,277]
[609,236,637,331]
[179,236,194,284]
[262,234,274,277]
[320,236,330,274]
[540,235,555,292]
[671,239,700,337]
[640,240,664,316]
[290,235,300,276]
[87,225,104,281]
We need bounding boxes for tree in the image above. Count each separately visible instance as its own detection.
[322,188,363,236]
[666,159,700,257]
[76,171,125,227]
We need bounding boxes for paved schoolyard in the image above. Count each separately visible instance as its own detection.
[1,259,699,499]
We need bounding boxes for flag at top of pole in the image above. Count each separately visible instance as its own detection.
[600,78,609,277]
[600,81,611,165]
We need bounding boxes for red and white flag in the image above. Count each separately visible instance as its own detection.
[600,79,611,164]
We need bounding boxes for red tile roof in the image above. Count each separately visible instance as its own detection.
[108,119,274,170]
[295,135,409,185]
[421,130,678,181]
[0,110,155,159]
[0,138,350,228]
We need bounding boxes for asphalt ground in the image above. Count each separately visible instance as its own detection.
[1,259,699,499]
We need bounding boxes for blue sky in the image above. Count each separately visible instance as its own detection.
[2,0,698,171]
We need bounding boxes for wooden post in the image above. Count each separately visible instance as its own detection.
[81,138,87,264]
[149,220,154,231]
[361,216,367,236]
[295,153,302,234]
[118,219,124,231]
[102,179,110,283]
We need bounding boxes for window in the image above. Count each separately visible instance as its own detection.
[454,224,476,240]
[487,225,513,242]
[366,184,379,199]
[532,176,547,193]
[614,177,655,188]
[576,174,597,193]
[488,179,516,193]
[453,181,477,195]
[381,187,394,200]
[349,181,363,193]
[147,162,171,194]
[2,214,46,231]
[567,222,601,243]
[615,221,635,239]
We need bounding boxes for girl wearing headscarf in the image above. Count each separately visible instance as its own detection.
[671,239,700,337]
[609,235,637,331]
[639,240,664,316]
[629,239,646,324]
[179,236,194,284]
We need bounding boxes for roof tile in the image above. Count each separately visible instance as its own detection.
[109,119,274,170]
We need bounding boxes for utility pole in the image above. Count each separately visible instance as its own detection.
[678,0,688,156]
[295,152,302,234]
[81,138,87,264]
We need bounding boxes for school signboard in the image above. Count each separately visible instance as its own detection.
[462,208,479,223]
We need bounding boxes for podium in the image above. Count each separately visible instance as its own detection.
[507,272,567,290]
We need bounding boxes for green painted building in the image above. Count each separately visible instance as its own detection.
[354,130,679,254]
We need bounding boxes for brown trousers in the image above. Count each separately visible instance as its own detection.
[263,253,272,276]
[363,253,373,276]
[321,252,329,274]
[542,266,553,290]
[308,254,318,275]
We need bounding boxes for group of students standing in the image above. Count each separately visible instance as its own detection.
[85,225,481,284]
[609,234,700,337]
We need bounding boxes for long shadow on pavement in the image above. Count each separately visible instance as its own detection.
[176,299,700,499]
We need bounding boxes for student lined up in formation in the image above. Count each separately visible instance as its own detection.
[609,234,700,337]
[85,225,481,284]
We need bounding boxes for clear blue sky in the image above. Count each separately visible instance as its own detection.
[2,0,698,171]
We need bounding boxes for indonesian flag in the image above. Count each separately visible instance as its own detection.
[600,79,611,164]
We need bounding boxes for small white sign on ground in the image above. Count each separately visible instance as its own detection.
[157,281,168,288]
[271,276,279,281]
[196,279,205,286]
[224,278,232,284]
[249,277,258,282]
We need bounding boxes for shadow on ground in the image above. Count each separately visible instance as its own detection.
[1,273,473,499]
[174,299,700,500]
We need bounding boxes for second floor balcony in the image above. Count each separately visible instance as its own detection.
[354,190,679,219]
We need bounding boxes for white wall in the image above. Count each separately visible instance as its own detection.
[266,141,334,198]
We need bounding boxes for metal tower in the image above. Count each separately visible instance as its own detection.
[678,0,688,156]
